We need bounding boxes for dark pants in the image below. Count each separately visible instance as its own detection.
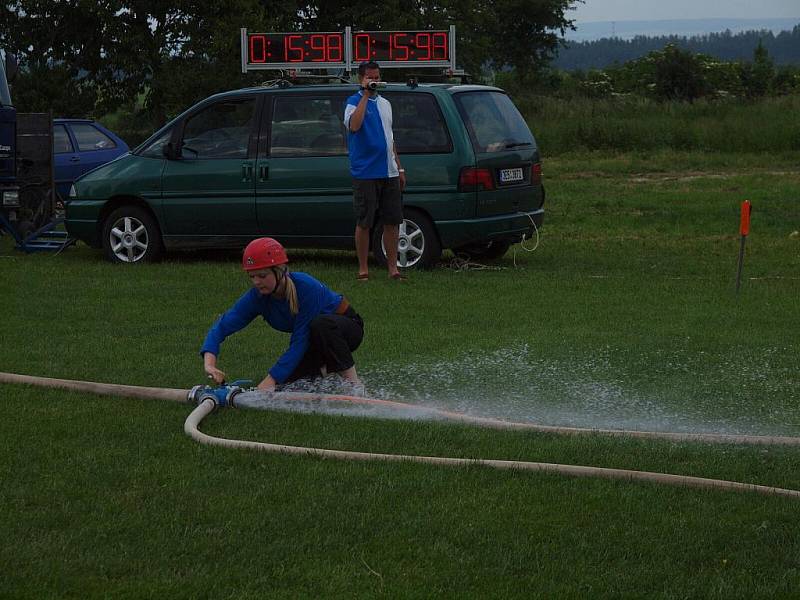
[286,308,364,383]
[352,177,403,228]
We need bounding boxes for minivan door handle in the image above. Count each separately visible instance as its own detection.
[242,162,253,181]
[259,165,269,181]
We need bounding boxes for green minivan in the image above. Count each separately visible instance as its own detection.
[65,82,545,267]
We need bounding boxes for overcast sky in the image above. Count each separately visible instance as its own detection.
[569,0,800,23]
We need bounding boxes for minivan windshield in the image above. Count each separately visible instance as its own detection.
[454,91,534,154]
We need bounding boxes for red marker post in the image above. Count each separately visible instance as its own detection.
[735,200,752,294]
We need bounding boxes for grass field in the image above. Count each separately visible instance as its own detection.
[522,94,800,155]
[2,151,800,597]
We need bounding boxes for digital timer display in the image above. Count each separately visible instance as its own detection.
[352,31,449,63]
[247,32,346,65]
[242,27,455,71]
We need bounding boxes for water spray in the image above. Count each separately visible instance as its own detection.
[3,370,800,499]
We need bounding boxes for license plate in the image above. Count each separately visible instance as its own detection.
[499,167,524,184]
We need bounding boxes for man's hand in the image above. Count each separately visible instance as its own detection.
[399,171,406,191]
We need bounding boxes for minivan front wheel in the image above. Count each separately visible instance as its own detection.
[372,209,441,269]
[102,205,163,264]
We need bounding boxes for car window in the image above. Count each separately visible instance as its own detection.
[138,128,172,158]
[383,92,451,154]
[270,96,347,157]
[71,123,118,151]
[454,91,534,153]
[54,124,74,153]
[181,99,255,159]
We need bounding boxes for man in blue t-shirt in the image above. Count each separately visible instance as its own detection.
[344,61,406,281]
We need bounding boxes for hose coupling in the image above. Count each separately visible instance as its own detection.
[187,380,252,409]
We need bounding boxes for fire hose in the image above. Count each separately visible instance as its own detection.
[2,371,799,499]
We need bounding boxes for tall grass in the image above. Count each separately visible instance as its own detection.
[517,93,800,155]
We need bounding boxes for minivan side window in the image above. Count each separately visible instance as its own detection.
[181,99,255,159]
[384,92,451,154]
[270,96,347,157]
[454,91,534,153]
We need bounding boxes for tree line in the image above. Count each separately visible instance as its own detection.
[553,26,800,71]
[1,0,575,128]
[497,40,800,104]
[3,1,797,141]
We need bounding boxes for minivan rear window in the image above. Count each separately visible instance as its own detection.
[454,91,534,154]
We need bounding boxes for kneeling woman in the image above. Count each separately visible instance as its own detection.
[201,238,364,392]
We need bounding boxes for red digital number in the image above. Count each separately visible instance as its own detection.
[327,34,343,62]
[285,34,304,62]
[249,30,444,65]
[432,32,448,60]
[249,34,267,63]
[415,33,431,60]
[354,33,371,62]
[390,33,409,61]
[309,34,326,61]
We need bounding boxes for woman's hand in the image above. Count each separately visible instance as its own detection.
[257,375,277,391]
[203,353,226,384]
[205,366,226,385]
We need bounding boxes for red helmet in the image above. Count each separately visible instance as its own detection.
[242,237,288,271]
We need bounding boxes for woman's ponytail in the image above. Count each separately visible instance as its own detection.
[283,269,299,316]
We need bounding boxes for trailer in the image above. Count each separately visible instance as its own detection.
[0,51,73,252]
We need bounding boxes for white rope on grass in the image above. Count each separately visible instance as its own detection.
[513,212,540,268]
[446,255,506,271]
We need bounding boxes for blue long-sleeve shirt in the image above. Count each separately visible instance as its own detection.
[200,272,343,383]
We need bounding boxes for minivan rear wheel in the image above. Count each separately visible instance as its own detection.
[372,208,441,269]
[102,205,163,264]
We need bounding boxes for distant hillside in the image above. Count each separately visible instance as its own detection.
[567,18,800,42]
[554,25,800,70]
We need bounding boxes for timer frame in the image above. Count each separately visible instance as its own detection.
[240,26,458,73]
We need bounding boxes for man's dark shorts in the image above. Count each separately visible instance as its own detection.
[352,177,403,228]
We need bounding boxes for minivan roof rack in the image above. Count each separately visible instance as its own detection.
[406,69,471,86]
[260,70,352,87]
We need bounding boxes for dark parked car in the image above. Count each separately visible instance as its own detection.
[65,83,544,266]
[54,119,129,201]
